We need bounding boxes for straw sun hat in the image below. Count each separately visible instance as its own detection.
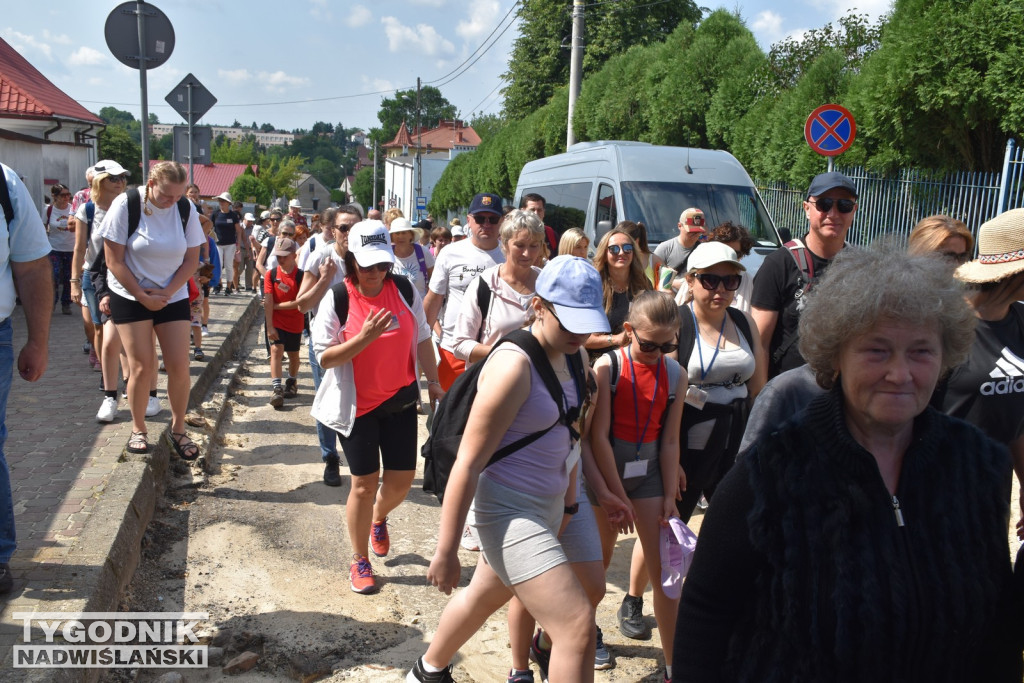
[956,208,1024,284]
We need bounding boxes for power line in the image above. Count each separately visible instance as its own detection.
[433,12,519,90]
[468,82,503,115]
[425,1,520,85]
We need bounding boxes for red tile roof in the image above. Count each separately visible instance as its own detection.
[0,36,103,123]
[384,119,480,151]
[149,161,256,198]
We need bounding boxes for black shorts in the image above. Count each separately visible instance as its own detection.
[108,292,190,326]
[339,382,419,476]
[202,284,210,298]
[271,328,302,353]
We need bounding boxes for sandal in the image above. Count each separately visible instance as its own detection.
[126,431,149,454]
[169,432,200,461]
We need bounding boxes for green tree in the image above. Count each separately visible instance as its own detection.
[351,166,382,209]
[97,126,141,184]
[212,136,261,164]
[469,113,507,144]
[370,86,458,146]
[229,173,272,206]
[98,106,142,144]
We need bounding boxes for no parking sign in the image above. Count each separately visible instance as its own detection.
[804,104,856,156]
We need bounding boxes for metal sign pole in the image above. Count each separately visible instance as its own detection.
[136,1,150,184]
[187,80,194,184]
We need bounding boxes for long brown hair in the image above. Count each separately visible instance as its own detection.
[593,229,652,313]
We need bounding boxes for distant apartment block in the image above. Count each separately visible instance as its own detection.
[149,124,295,147]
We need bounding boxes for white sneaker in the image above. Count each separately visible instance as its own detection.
[96,396,118,423]
[145,396,162,417]
[201,325,209,335]
[459,524,480,552]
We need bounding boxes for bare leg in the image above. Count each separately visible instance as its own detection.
[632,498,680,668]
[592,504,619,570]
[371,468,415,525]
[101,320,122,391]
[154,319,191,434]
[269,343,283,380]
[286,350,300,378]
[627,537,649,597]
[116,320,156,433]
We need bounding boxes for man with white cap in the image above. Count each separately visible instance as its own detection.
[751,171,858,378]
[423,193,506,390]
[212,192,244,294]
[655,207,706,292]
[288,198,308,229]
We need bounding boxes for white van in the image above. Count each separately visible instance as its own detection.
[513,140,781,268]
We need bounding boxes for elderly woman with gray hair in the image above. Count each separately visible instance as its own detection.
[672,244,1022,682]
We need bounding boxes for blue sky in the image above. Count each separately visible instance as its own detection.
[2,0,891,135]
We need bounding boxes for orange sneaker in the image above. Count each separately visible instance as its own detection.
[370,518,390,557]
[350,555,377,594]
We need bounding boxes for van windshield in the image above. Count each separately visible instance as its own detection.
[620,182,780,248]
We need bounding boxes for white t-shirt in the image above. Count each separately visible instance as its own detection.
[1,164,52,320]
[428,238,505,350]
[303,243,348,316]
[393,243,435,297]
[74,202,109,270]
[96,192,206,303]
[43,203,74,252]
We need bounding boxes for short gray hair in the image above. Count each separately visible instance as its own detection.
[798,242,976,390]
[278,218,296,232]
[499,209,545,248]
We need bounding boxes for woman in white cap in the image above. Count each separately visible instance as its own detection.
[311,220,443,595]
[389,216,434,297]
[936,208,1024,534]
[408,256,610,683]
[211,192,243,294]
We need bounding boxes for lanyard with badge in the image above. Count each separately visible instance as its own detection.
[624,346,661,479]
[684,302,724,410]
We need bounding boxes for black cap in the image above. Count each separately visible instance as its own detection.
[807,172,858,199]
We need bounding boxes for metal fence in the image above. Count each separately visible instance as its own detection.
[756,138,1024,247]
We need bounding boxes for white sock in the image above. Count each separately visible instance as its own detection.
[422,657,446,673]
[666,665,672,679]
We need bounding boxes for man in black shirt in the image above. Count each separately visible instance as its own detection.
[751,172,858,378]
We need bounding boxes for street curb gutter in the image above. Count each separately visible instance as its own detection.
[41,296,262,683]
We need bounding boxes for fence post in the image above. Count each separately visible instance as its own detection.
[997,138,1016,214]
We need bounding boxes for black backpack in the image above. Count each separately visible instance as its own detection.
[677,305,754,384]
[88,188,190,279]
[421,328,585,503]
[0,173,13,226]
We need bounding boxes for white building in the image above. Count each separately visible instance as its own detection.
[149,124,295,148]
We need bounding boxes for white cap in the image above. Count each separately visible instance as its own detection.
[93,159,128,178]
[686,242,746,272]
[243,213,255,221]
[349,220,395,268]
[451,224,466,237]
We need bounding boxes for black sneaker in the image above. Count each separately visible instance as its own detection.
[270,386,285,408]
[529,629,550,682]
[407,657,454,682]
[617,594,651,640]
[0,563,12,594]
[283,377,298,398]
[323,455,342,487]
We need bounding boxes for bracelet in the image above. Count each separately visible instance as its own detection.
[564,503,579,515]
[606,334,614,345]
[69,278,81,284]
[427,380,441,387]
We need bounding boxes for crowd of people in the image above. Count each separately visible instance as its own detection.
[5,162,1024,681]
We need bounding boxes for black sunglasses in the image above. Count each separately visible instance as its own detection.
[812,197,856,214]
[941,251,970,264]
[544,305,570,333]
[269,217,282,222]
[334,223,354,233]
[634,333,678,354]
[695,273,742,291]
[357,263,391,273]
[279,232,296,238]
[608,244,634,256]
[472,214,501,225]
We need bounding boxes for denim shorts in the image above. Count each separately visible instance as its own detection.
[81,270,101,325]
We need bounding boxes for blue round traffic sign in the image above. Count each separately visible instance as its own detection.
[804,104,856,157]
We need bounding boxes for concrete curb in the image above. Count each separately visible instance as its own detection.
[37,295,262,683]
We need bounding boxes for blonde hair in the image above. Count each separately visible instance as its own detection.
[558,228,588,256]
[383,207,404,227]
[908,214,975,256]
[143,162,188,215]
[593,229,652,313]
[627,290,679,329]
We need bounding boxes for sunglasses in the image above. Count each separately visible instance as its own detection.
[279,232,295,238]
[941,251,970,264]
[269,217,282,222]
[634,333,679,354]
[357,263,391,273]
[544,305,570,333]
[608,244,634,256]
[472,214,501,225]
[103,175,127,183]
[694,273,742,291]
[812,197,856,214]
[334,223,354,234]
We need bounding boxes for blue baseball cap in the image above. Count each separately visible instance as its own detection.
[536,256,610,334]
[468,192,503,216]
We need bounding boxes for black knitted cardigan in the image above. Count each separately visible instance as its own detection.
[691,386,1021,682]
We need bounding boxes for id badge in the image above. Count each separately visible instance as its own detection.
[565,441,581,476]
[624,458,648,479]
[385,314,400,332]
[684,385,708,410]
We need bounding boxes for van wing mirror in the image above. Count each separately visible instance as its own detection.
[596,220,612,243]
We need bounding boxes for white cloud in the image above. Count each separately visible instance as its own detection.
[368,77,395,93]
[5,29,54,60]
[751,10,784,38]
[66,46,107,67]
[42,29,72,46]
[807,0,892,22]
[310,0,333,22]
[456,0,499,41]
[410,0,447,6]
[380,17,455,56]
[218,68,252,85]
[347,5,372,27]
[257,70,310,92]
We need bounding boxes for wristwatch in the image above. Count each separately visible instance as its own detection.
[564,503,579,515]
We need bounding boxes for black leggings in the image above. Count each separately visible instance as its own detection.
[677,397,749,523]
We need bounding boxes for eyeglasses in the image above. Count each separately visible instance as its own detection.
[472,214,501,225]
[694,273,742,291]
[812,197,856,214]
[941,251,970,264]
[607,244,634,256]
[544,305,570,333]
[634,333,679,354]
[357,263,391,273]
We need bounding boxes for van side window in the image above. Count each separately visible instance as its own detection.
[596,184,617,228]
[519,182,591,242]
